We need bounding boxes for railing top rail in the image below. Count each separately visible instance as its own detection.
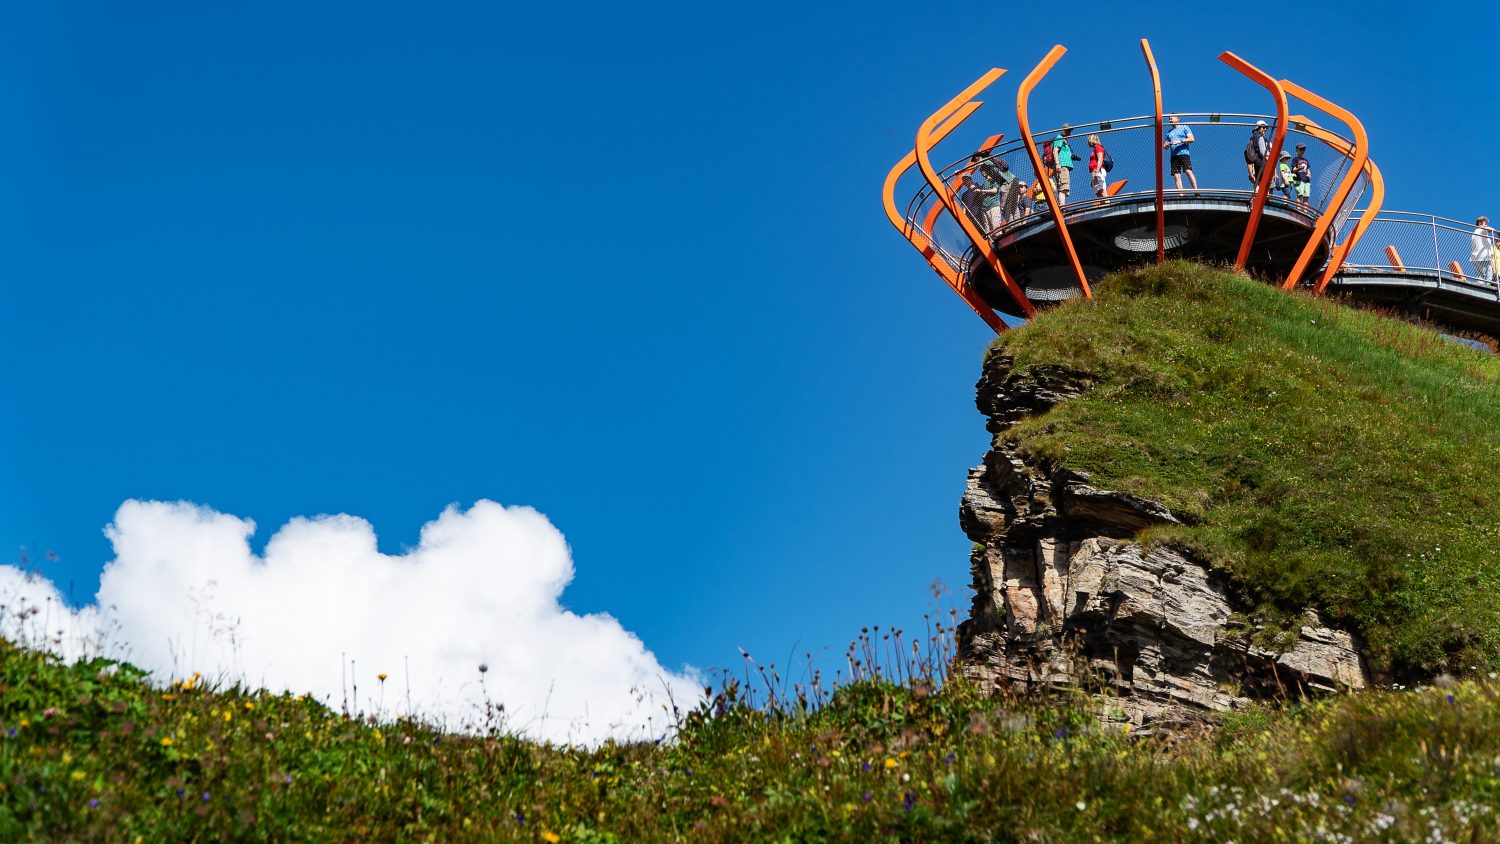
[1350,209,1490,231]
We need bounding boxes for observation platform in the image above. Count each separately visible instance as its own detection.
[884,47,1500,340]
[967,190,1325,318]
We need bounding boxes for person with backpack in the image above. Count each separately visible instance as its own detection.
[1274,151,1295,201]
[958,174,1001,236]
[1163,114,1197,190]
[1290,143,1312,209]
[1049,124,1079,205]
[1245,120,1270,185]
[970,152,1016,226]
[1087,133,1110,198]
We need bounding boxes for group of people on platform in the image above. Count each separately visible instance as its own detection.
[956,116,1318,239]
[1471,217,1500,283]
[1240,119,1314,209]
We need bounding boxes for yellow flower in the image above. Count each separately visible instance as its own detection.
[378,673,388,682]
[223,711,233,722]
[160,737,173,747]
[244,702,254,711]
[373,730,384,742]
[71,770,85,781]
[161,693,175,701]
[542,832,561,843]
[883,758,898,769]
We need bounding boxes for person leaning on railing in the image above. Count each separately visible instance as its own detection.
[970,152,1018,227]
[958,173,1001,237]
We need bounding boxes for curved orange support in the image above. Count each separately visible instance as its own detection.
[1288,117,1381,294]
[1278,79,1368,290]
[1015,45,1090,300]
[1318,159,1383,294]
[1219,52,1288,270]
[1140,39,1165,264]
[915,69,1035,319]
[921,133,1005,238]
[882,103,1006,333]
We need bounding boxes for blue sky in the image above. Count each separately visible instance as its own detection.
[2,2,1494,687]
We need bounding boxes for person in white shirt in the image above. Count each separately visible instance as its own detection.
[1472,216,1495,282]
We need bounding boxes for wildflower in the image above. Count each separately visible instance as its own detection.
[478,663,489,674]
[160,737,173,747]
[862,762,872,773]
[283,774,293,785]
[88,799,99,809]
[71,771,85,781]
[883,758,897,770]
[1076,801,1087,811]
[378,673,388,682]
[945,752,956,764]
[176,789,186,799]
[1054,727,1068,740]
[1345,794,1357,806]
[201,791,211,802]
[541,833,560,843]
[1446,694,1456,704]
[243,701,254,711]
[902,792,918,811]
[222,710,232,722]
[513,811,526,825]
[862,792,873,803]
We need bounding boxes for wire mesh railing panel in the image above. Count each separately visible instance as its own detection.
[902,115,1364,251]
[1335,212,1500,291]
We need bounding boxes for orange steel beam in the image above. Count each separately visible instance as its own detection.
[881,103,1007,333]
[1287,120,1384,293]
[915,69,1035,319]
[1140,39,1165,264]
[1278,79,1369,290]
[1219,52,1288,270]
[1016,45,1091,299]
[920,132,1003,238]
[1316,160,1382,293]
[1384,244,1404,270]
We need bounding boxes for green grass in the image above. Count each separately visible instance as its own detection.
[4,637,1500,841]
[995,261,1500,678]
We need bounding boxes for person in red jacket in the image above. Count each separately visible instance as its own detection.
[1087,133,1108,198]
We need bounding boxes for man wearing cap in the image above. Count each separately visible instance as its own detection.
[1163,115,1197,190]
[1246,120,1270,185]
[1290,143,1312,209]
[1051,124,1078,205]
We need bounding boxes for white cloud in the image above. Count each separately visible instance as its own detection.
[0,499,701,745]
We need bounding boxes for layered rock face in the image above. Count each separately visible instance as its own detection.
[956,354,1368,730]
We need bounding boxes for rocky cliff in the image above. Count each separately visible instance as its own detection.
[956,352,1369,731]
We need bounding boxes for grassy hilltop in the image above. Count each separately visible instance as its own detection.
[996,261,1500,678]
[8,262,1500,841]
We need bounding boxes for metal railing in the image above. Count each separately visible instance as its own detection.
[1334,211,1500,293]
[900,113,1366,278]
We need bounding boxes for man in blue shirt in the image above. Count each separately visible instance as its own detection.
[1163,114,1197,190]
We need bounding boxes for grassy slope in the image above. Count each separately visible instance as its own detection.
[3,639,1500,841]
[998,261,1500,676]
